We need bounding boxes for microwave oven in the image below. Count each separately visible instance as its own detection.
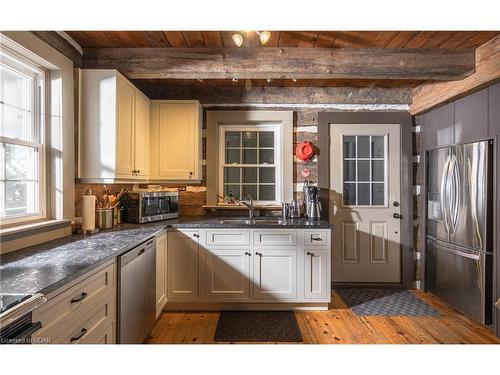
[122,191,179,223]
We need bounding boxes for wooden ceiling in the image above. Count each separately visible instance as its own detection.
[66,31,499,49]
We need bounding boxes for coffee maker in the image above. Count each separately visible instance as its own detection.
[303,180,322,220]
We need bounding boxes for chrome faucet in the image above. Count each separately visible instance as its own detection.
[237,194,254,219]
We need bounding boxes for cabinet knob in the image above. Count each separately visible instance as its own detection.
[255,252,262,256]
[189,172,193,177]
[393,213,401,219]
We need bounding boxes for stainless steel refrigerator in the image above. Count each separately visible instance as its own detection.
[425,140,494,324]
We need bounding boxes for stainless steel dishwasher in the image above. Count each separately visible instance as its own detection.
[118,238,156,344]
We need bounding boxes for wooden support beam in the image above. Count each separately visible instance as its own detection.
[410,34,500,114]
[31,31,83,67]
[83,47,475,81]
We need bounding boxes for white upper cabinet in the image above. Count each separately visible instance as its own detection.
[150,100,202,182]
[79,69,150,182]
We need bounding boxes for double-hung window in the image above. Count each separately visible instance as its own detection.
[0,48,46,224]
[219,124,281,204]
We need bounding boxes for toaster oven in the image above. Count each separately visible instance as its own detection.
[122,191,179,223]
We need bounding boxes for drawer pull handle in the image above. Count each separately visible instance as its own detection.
[255,252,262,256]
[245,252,251,256]
[70,328,88,342]
[311,237,323,241]
[193,233,200,238]
[71,292,88,304]
[307,251,315,256]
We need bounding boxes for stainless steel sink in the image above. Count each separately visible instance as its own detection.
[218,218,287,225]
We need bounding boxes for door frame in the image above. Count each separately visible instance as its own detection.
[318,112,414,289]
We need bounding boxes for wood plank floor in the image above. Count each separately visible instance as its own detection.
[147,290,500,344]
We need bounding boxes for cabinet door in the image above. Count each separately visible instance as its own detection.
[304,249,328,300]
[421,102,454,150]
[134,91,149,178]
[157,102,198,180]
[155,233,167,318]
[167,230,199,300]
[454,88,488,143]
[253,249,297,300]
[116,78,136,177]
[205,249,251,300]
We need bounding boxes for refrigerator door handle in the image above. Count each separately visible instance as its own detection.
[440,155,451,234]
[449,155,460,232]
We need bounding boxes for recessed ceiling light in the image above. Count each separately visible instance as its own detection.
[232,33,243,47]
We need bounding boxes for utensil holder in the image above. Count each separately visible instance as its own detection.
[96,208,114,229]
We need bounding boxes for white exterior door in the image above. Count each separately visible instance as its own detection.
[167,231,199,300]
[330,123,402,283]
[253,249,297,300]
[205,249,251,300]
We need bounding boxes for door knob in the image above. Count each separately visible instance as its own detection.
[393,213,401,219]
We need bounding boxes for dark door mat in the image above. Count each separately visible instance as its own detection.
[214,311,303,342]
[336,289,442,317]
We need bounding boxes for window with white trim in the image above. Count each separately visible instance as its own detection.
[0,49,46,224]
[219,124,281,204]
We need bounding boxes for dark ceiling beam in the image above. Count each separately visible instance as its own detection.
[31,31,83,67]
[82,47,476,81]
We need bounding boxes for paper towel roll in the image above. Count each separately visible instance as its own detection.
[82,193,96,231]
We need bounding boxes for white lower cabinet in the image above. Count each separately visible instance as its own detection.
[166,228,331,306]
[253,249,297,300]
[205,249,251,300]
[155,232,167,318]
[32,261,116,344]
[166,230,199,300]
[304,249,329,300]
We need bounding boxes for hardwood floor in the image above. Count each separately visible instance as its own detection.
[147,290,500,344]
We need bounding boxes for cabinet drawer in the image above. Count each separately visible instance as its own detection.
[33,263,115,339]
[253,231,297,246]
[52,293,115,344]
[303,231,328,246]
[206,230,250,246]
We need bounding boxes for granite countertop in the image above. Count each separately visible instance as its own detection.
[0,217,332,296]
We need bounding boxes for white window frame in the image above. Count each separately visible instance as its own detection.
[218,123,282,204]
[0,47,47,226]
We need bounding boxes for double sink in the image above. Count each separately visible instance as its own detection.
[218,218,288,225]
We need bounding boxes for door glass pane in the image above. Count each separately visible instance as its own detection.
[372,183,385,205]
[259,131,274,147]
[224,167,240,183]
[243,149,257,164]
[357,136,370,158]
[226,149,240,164]
[242,131,257,147]
[357,160,370,182]
[372,136,384,158]
[372,160,384,182]
[343,136,356,158]
[358,183,370,205]
[259,185,275,201]
[259,167,275,183]
[343,183,356,205]
[242,167,257,183]
[225,132,240,147]
[343,160,356,181]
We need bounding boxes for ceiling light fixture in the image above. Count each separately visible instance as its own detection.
[258,31,271,45]
[232,31,272,47]
[232,33,243,47]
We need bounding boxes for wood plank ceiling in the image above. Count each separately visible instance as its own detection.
[66,31,500,88]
